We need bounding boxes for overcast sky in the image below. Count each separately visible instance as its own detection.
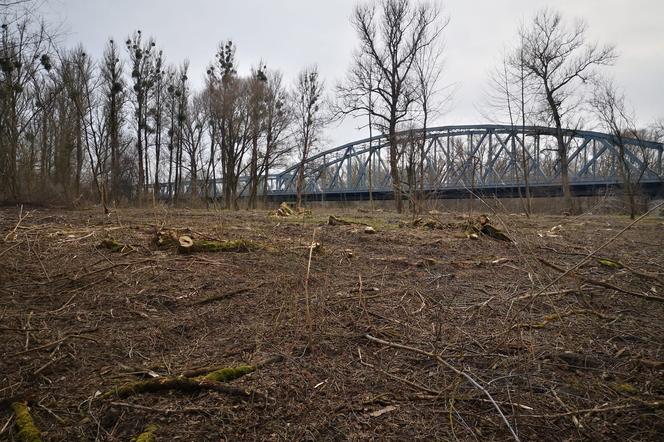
[42,0,664,146]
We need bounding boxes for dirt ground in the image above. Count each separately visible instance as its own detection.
[1,204,663,441]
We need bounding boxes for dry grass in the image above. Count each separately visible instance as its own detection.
[1,205,663,440]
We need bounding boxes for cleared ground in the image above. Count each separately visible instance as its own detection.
[1,205,663,441]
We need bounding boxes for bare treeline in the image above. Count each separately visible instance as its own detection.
[1,1,661,212]
[484,8,662,215]
[0,7,320,208]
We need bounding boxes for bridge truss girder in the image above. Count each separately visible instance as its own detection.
[273,125,664,197]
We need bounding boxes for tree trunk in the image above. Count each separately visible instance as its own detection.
[262,129,273,205]
[110,93,120,202]
[137,97,144,200]
[520,55,531,217]
[143,111,150,195]
[190,152,197,201]
[154,131,160,197]
[388,122,403,213]
[248,131,259,209]
[75,121,83,197]
[296,136,309,211]
[546,91,574,214]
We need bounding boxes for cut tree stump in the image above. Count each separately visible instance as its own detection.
[456,215,512,242]
[274,202,295,217]
[155,229,179,248]
[178,235,195,251]
[480,224,512,242]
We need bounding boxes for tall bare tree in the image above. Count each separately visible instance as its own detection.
[247,63,267,209]
[412,40,446,213]
[150,49,165,196]
[0,15,53,201]
[208,40,249,210]
[100,39,124,202]
[173,62,189,203]
[183,90,206,200]
[59,46,105,201]
[293,65,324,210]
[590,78,646,219]
[126,30,157,198]
[485,45,535,216]
[339,0,443,213]
[518,9,616,213]
[261,70,292,204]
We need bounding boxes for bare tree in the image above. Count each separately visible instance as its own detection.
[59,45,109,204]
[125,30,157,198]
[150,49,165,196]
[261,70,291,204]
[484,45,535,216]
[293,65,324,211]
[412,40,446,214]
[335,52,379,206]
[0,15,54,201]
[208,40,249,210]
[173,62,189,203]
[183,91,206,200]
[590,78,646,219]
[518,8,616,213]
[201,84,218,201]
[100,38,124,202]
[247,63,267,209]
[339,0,443,213]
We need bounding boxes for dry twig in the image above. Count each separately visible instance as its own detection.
[365,334,522,442]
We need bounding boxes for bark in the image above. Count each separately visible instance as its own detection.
[546,88,574,213]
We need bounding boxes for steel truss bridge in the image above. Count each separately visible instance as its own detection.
[169,124,664,201]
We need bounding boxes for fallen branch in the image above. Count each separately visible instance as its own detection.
[409,393,534,411]
[512,288,587,302]
[521,400,663,418]
[4,205,29,242]
[102,376,253,400]
[110,401,209,414]
[365,334,521,442]
[101,365,256,399]
[181,355,283,378]
[511,309,618,330]
[597,257,663,282]
[12,329,99,357]
[178,236,262,254]
[328,215,369,227]
[97,239,131,253]
[0,241,24,258]
[527,201,664,303]
[134,423,158,442]
[538,258,664,303]
[194,282,266,305]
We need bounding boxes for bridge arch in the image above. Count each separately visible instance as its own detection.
[270,124,664,200]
